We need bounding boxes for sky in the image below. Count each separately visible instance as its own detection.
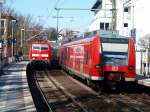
[6,0,96,33]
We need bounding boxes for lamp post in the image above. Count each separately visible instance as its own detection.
[21,29,24,48]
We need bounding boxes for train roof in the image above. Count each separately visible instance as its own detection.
[63,30,130,46]
[64,37,95,46]
[30,41,51,45]
[63,36,130,47]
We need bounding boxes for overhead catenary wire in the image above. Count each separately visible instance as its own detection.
[28,0,61,40]
[30,0,142,40]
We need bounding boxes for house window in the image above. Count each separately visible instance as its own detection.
[100,23,104,30]
[124,7,128,12]
[105,23,109,30]
[124,23,128,27]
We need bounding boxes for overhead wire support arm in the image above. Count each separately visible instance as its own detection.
[55,7,113,11]
[52,16,74,19]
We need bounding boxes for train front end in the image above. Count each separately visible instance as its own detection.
[101,37,136,88]
[29,42,51,63]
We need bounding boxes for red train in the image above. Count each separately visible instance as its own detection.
[57,33,136,89]
[29,42,51,63]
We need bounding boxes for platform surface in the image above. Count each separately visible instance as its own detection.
[0,61,36,112]
[136,74,150,87]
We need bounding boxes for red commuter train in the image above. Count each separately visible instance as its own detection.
[29,42,51,64]
[57,33,136,89]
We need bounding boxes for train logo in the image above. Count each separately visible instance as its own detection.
[112,66,118,71]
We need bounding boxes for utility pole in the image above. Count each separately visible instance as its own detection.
[11,20,16,59]
[0,0,5,75]
[112,0,117,30]
[54,7,114,31]
[55,8,60,33]
[54,7,111,11]
[53,16,74,39]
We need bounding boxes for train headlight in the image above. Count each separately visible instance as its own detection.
[95,64,101,69]
[128,66,134,70]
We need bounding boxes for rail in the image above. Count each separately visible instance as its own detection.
[34,72,53,112]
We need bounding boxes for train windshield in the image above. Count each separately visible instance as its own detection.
[32,44,40,50]
[41,45,48,50]
[101,38,129,66]
[32,44,49,50]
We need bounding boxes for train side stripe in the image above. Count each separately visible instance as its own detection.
[62,65,104,81]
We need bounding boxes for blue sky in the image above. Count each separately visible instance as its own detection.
[6,0,96,32]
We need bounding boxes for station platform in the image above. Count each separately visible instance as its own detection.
[136,74,150,87]
[0,61,36,112]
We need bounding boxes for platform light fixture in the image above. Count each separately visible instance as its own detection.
[21,29,25,48]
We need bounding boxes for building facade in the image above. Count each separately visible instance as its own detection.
[89,0,112,31]
[89,0,150,74]
[1,14,16,65]
[116,0,150,74]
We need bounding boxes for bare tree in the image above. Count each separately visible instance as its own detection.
[138,35,150,49]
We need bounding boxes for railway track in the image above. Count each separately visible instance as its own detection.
[35,70,90,112]
[28,68,150,112]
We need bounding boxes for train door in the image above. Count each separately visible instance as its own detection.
[80,45,84,74]
[83,44,91,75]
[73,47,76,70]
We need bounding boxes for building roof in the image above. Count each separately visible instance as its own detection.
[91,0,102,11]
[1,14,16,20]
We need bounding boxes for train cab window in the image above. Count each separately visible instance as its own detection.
[101,38,129,66]
[32,46,40,50]
[41,44,48,50]
[41,47,48,50]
